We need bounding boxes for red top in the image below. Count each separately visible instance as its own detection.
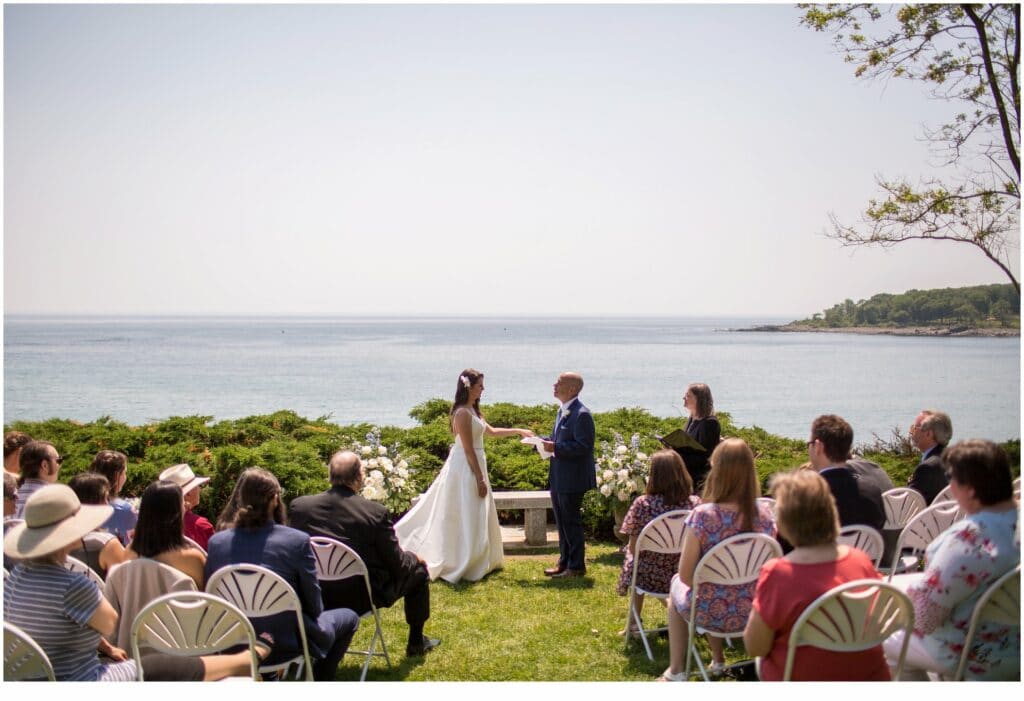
[753,547,891,681]
[184,509,215,550]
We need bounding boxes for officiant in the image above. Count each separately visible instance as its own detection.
[662,383,720,489]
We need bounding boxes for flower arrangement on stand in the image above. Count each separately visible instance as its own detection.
[595,433,650,541]
[351,427,418,517]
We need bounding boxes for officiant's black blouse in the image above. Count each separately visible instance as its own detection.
[675,416,721,489]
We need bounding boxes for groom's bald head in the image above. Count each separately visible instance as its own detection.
[555,372,584,401]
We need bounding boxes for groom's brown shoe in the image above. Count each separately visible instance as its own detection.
[550,568,585,578]
[543,565,565,576]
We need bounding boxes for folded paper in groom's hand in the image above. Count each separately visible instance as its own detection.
[656,429,706,452]
[521,436,554,460]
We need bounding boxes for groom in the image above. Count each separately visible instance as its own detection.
[541,372,596,578]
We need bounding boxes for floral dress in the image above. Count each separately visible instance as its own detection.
[905,508,1019,680]
[669,502,776,633]
[616,494,700,596]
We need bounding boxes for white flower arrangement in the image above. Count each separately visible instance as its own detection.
[594,432,650,507]
[351,427,418,516]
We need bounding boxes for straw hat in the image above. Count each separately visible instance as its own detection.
[4,484,113,559]
[159,463,211,494]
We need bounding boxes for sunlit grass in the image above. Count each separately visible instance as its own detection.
[332,541,743,682]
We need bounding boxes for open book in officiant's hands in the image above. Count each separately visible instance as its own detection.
[656,429,706,452]
[521,436,554,460]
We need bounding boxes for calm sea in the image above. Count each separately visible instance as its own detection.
[2,316,1020,443]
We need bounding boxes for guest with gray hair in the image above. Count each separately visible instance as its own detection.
[908,410,953,504]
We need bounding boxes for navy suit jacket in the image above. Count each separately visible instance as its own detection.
[547,399,597,494]
[908,445,948,505]
[205,523,332,660]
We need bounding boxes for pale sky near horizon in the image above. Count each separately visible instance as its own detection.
[3,2,1019,317]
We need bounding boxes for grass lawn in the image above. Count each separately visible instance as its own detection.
[332,540,749,682]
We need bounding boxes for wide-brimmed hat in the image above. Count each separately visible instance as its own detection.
[4,484,113,559]
[159,463,211,494]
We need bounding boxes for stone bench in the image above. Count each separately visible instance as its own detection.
[492,490,552,546]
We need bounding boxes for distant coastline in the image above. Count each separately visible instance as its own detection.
[736,323,1019,338]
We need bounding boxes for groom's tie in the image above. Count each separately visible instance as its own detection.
[553,407,562,437]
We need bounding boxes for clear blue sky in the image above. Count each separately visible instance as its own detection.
[4,2,1017,317]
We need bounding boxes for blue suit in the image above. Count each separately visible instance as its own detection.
[547,398,596,571]
[205,523,360,681]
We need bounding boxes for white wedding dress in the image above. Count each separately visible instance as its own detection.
[394,411,504,583]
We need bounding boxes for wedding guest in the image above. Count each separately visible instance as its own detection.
[206,468,360,681]
[661,438,776,680]
[4,430,32,475]
[743,470,890,681]
[883,440,1019,680]
[15,440,63,518]
[290,451,438,657]
[3,471,17,518]
[616,450,700,636]
[124,480,206,589]
[68,472,128,579]
[674,383,720,488]
[807,415,885,531]
[4,484,260,681]
[159,463,214,550]
[907,410,952,504]
[87,450,138,546]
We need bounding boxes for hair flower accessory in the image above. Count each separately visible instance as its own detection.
[460,375,471,389]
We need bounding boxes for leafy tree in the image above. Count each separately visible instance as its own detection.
[801,4,1020,292]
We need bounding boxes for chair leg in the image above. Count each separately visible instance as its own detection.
[373,608,391,668]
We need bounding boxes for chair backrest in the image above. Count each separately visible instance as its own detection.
[784,578,914,681]
[182,535,207,555]
[881,488,926,529]
[691,533,783,633]
[130,591,260,681]
[104,557,198,649]
[205,563,314,680]
[1013,477,1021,502]
[756,497,776,515]
[3,622,56,681]
[954,564,1021,680]
[628,509,690,597]
[888,500,962,577]
[836,525,885,568]
[64,554,105,587]
[309,536,370,582]
[931,483,954,504]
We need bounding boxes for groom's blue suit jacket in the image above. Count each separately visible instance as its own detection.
[548,399,597,493]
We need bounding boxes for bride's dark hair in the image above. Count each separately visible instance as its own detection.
[449,368,484,432]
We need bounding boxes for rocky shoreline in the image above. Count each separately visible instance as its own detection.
[735,323,1019,338]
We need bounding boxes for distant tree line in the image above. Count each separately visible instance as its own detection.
[798,284,1020,328]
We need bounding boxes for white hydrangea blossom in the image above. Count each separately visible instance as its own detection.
[594,432,652,507]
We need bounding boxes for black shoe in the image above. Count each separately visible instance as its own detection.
[406,636,441,657]
[550,568,586,578]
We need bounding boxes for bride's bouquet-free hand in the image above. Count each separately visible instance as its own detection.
[353,427,419,516]
[595,432,650,507]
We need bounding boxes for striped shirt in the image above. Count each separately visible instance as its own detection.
[3,561,135,681]
[13,478,48,518]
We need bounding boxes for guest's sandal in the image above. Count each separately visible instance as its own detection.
[659,667,688,681]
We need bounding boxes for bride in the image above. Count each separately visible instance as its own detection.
[395,369,533,583]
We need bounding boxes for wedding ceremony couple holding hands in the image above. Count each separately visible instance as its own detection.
[394,369,596,584]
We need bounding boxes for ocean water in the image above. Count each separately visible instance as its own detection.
[2,316,1020,443]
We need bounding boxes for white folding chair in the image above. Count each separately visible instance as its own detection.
[778,579,914,681]
[622,509,690,661]
[1013,477,1021,503]
[756,497,776,515]
[205,564,314,681]
[837,525,885,568]
[3,622,56,681]
[130,591,261,681]
[951,564,1020,681]
[309,536,392,681]
[685,532,783,680]
[64,554,105,587]
[931,483,954,504]
[887,501,962,579]
[881,488,927,530]
[182,535,207,555]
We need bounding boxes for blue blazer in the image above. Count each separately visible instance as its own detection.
[547,399,597,494]
[205,523,332,661]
